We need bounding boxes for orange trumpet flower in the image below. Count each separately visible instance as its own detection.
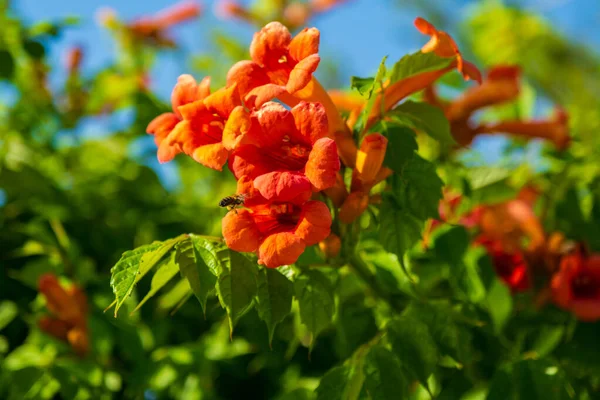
[222,200,332,268]
[147,75,241,170]
[552,252,600,321]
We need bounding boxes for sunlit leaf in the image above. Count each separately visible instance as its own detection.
[256,267,294,345]
[294,270,334,349]
[389,100,454,144]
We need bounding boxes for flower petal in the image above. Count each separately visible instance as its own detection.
[251,102,296,147]
[289,27,320,61]
[178,99,208,121]
[222,106,256,150]
[355,133,388,183]
[171,74,202,116]
[294,200,332,246]
[147,112,179,146]
[245,83,287,109]
[203,83,241,119]
[192,142,229,171]
[250,21,292,67]
[286,53,320,94]
[254,171,312,202]
[227,60,270,97]
[305,137,339,191]
[228,145,272,179]
[258,231,305,268]
[291,101,328,144]
[339,191,369,224]
[222,208,261,252]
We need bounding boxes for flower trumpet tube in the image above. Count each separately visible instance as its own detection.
[319,233,342,258]
[338,191,370,224]
[475,108,570,150]
[364,17,482,132]
[552,252,600,321]
[222,200,332,268]
[355,133,388,183]
[446,65,521,122]
[227,101,340,203]
[323,172,349,208]
[146,74,241,170]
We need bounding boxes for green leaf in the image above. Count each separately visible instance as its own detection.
[110,235,186,317]
[359,56,388,130]
[530,325,565,358]
[0,49,15,79]
[487,360,571,400]
[350,76,375,97]
[389,101,455,144]
[277,388,315,400]
[334,298,378,359]
[294,270,334,348]
[256,268,294,345]
[486,278,513,333]
[23,40,45,59]
[388,51,453,84]
[0,301,18,331]
[363,344,409,400]
[405,303,474,367]
[432,225,470,265]
[379,197,424,259]
[390,154,444,221]
[387,315,439,387]
[133,252,180,313]
[316,365,364,400]
[214,249,258,335]
[176,236,218,313]
[382,124,418,173]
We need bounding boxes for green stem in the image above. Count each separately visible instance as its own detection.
[348,252,407,313]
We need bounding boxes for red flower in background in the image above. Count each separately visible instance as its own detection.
[222,199,332,268]
[146,74,241,170]
[38,274,89,356]
[227,101,339,203]
[476,236,530,292]
[552,252,600,321]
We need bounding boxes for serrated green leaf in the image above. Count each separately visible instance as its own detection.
[387,315,439,387]
[110,235,186,317]
[390,154,444,221]
[177,236,219,313]
[133,252,180,313]
[364,344,409,400]
[294,270,334,349]
[379,197,423,259]
[359,55,388,131]
[388,51,453,84]
[389,100,454,144]
[350,76,375,97]
[256,268,294,345]
[382,124,418,173]
[214,249,258,335]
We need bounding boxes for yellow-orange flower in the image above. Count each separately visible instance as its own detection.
[319,233,342,258]
[355,133,388,183]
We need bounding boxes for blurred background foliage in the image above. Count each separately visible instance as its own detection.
[1,0,600,399]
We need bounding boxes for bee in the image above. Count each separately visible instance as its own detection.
[219,194,247,212]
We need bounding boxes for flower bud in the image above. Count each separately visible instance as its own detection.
[319,233,341,258]
[339,191,369,224]
[356,133,388,183]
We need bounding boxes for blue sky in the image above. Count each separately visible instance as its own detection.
[11,0,600,171]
